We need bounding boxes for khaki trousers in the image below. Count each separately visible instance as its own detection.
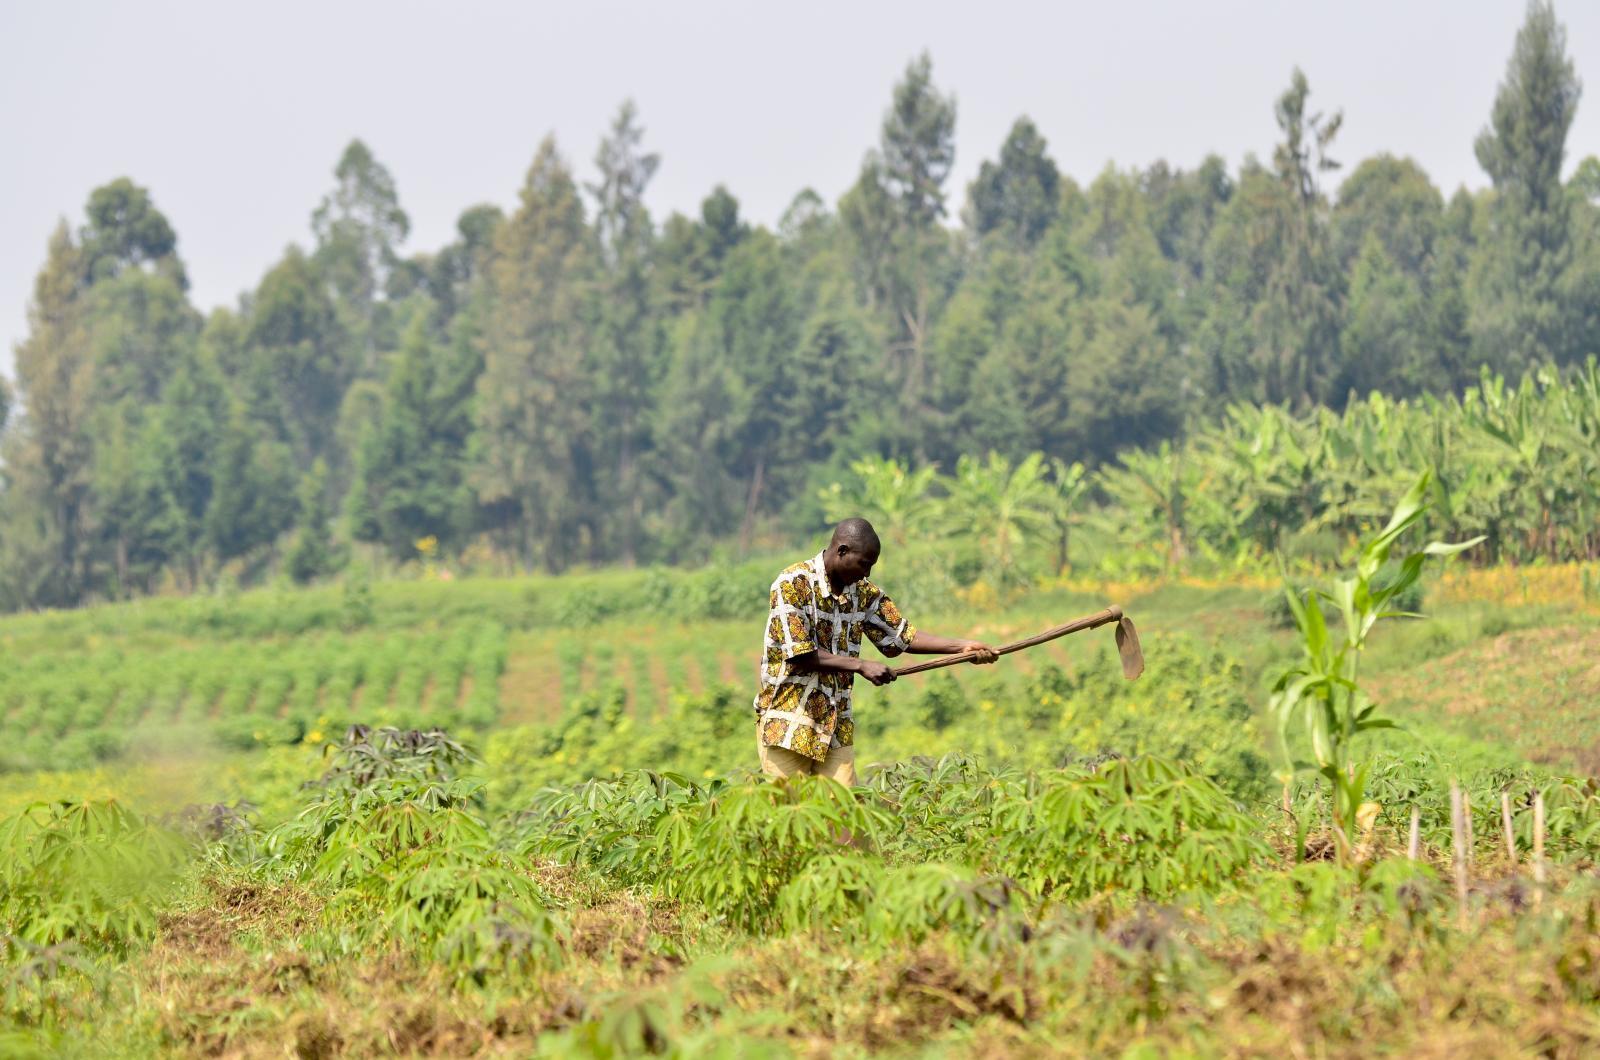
[757,732,857,787]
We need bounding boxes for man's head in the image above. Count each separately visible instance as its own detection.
[823,517,881,588]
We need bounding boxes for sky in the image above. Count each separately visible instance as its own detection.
[3,0,1599,383]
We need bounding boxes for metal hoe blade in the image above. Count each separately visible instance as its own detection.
[1115,616,1145,680]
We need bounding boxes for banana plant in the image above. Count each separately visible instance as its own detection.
[1268,471,1483,862]
[940,451,1056,589]
[816,455,939,553]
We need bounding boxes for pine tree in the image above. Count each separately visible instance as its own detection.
[0,223,97,607]
[471,136,595,570]
[966,116,1061,246]
[588,102,662,565]
[242,247,350,463]
[1469,0,1584,371]
[312,139,411,372]
[346,310,475,558]
[205,401,296,564]
[1338,234,1427,398]
[286,459,338,584]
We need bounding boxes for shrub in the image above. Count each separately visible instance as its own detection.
[0,800,190,950]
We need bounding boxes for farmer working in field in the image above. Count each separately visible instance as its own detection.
[753,518,999,784]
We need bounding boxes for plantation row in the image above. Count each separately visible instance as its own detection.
[0,621,507,768]
[0,559,778,643]
[0,566,1139,773]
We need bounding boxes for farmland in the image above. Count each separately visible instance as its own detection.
[5,539,1600,1056]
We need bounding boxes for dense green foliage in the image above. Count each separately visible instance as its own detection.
[818,362,1600,598]
[3,4,1597,610]
[6,696,1600,1055]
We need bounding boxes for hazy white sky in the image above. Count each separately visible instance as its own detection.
[3,0,1598,382]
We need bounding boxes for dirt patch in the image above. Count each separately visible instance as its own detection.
[157,879,324,963]
[1367,626,1600,773]
[716,652,739,687]
[647,654,671,718]
[565,900,687,979]
[497,632,563,725]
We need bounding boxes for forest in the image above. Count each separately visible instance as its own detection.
[2,1,1597,610]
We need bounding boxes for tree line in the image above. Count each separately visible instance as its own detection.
[1,1,1596,610]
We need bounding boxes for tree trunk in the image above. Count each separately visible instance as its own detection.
[739,456,766,558]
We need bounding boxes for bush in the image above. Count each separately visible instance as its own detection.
[0,800,191,950]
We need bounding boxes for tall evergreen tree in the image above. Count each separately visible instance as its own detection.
[286,459,338,584]
[587,102,662,564]
[312,139,411,372]
[966,116,1061,246]
[0,224,96,606]
[1198,70,1343,408]
[880,52,957,227]
[346,310,476,558]
[205,400,297,564]
[242,247,349,463]
[471,137,595,570]
[1469,0,1584,371]
[842,55,960,455]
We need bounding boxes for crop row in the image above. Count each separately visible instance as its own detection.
[0,621,508,757]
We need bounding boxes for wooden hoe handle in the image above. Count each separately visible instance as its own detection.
[892,605,1137,678]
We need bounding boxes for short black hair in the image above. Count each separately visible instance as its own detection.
[830,517,880,553]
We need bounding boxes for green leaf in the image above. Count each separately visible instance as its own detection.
[1422,536,1486,557]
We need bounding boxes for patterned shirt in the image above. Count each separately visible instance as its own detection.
[753,552,916,762]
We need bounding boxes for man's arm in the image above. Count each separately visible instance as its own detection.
[903,631,1000,663]
[789,649,898,686]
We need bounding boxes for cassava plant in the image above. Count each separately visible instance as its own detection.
[1269,471,1482,861]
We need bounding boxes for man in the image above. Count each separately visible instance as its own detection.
[753,517,999,785]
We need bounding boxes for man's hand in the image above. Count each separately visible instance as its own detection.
[857,659,897,685]
[959,640,1000,664]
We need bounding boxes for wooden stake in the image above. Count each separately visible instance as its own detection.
[1501,791,1516,866]
[1533,790,1547,907]
[1450,783,1470,930]
[1408,805,1421,861]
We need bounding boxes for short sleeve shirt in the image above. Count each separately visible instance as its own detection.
[753,552,916,762]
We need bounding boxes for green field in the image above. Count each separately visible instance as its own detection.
[5,559,1600,1056]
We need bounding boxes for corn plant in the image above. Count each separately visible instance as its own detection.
[1269,471,1482,860]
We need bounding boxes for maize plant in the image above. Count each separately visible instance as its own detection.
[1269,471,1482,860]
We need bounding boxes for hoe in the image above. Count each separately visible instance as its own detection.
[891,605,1145,681]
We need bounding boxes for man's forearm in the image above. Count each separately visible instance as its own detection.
[905,631,977,655]
[788,649,863,675]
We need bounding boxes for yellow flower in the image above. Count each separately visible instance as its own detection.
[306,729,324,744]
[979,700,995,713]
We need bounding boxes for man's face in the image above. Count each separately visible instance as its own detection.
[832,543,879,587]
